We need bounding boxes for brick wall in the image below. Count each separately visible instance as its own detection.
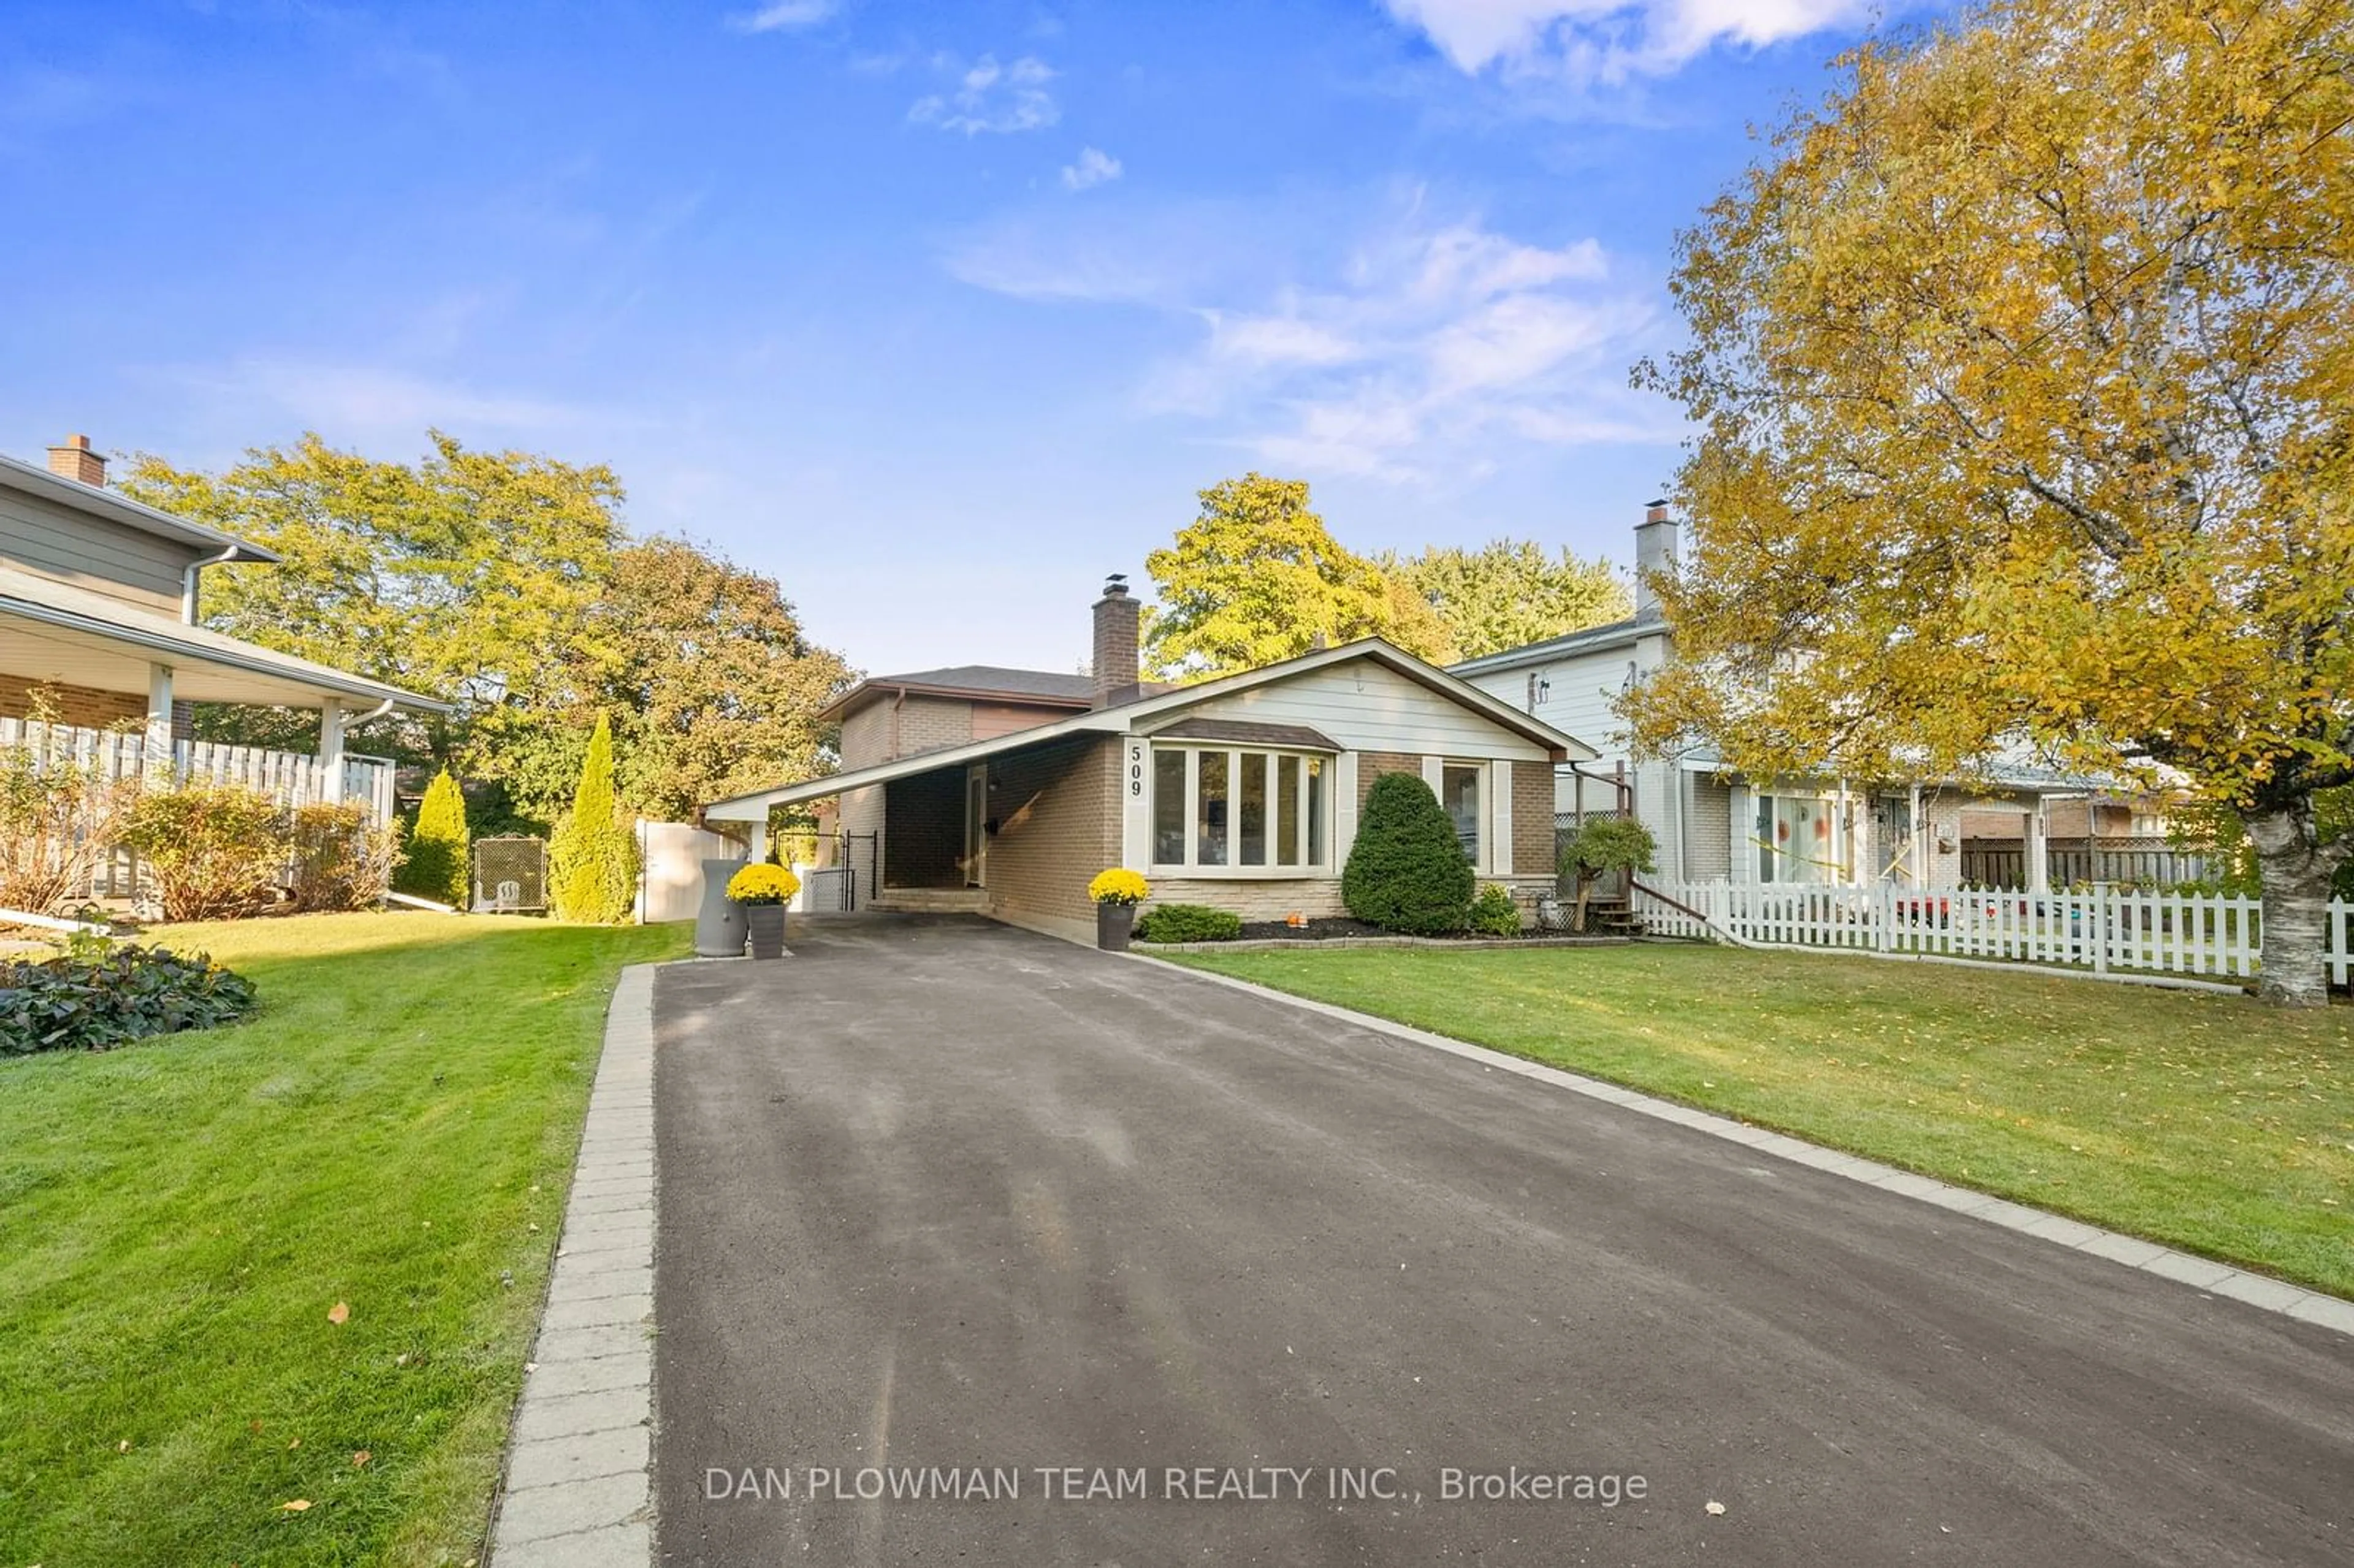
[1355,751,1425,818]
[1512,760,1555,882]
[0,676,144,729]
[839,702,893,769]
[985,736,1120,932]
[883,769,967,888]
[897,696,974,758]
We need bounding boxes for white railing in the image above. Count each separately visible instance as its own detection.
[1632,878,2352,984]
[0,718,395,827]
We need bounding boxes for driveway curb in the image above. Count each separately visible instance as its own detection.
[487,962,661,1567]
[1137,953,2354,1340]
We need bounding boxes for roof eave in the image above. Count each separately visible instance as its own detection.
[0,454,283,564]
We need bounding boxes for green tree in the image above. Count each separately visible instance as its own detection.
[549,714,639,923]
[1341,771,1475,934]
[1558,816,1657,934]
[574,537,853,822]
[1143,474,1449,680]
[1382,540,1630,661]
[398,768,472,908]
[117,431,627,768]
[1627,0,2354,1005]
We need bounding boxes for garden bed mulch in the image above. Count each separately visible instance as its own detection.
[1140,921,1635,954]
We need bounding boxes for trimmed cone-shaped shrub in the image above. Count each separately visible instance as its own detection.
[1341,771,1474,934]
[397,768,471,908]
[549,714,639,923]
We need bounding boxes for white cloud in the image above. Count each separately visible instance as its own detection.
[945,191,1677,480]
[153,358,613,441]
[1379,0,1872,80]
[909,55,1059,135]
[1060,145,1122,191]
[726,0,840,34]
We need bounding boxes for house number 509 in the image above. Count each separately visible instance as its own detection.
[1129,744,1145,796]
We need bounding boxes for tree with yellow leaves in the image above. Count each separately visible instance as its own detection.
[1629,0,2354,1005]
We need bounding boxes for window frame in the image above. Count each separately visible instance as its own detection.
[1148,742,1335,877]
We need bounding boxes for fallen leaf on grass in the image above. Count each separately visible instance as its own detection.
[281,1499,312,1512]
[352,1450,371,1468]
[327,1302,350,1325]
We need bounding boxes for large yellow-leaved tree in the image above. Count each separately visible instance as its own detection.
[1628,0,2354,1005]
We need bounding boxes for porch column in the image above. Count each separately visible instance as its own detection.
[746,817,770,864]
[2027,799,2051,892]
[144,663,175,785]
[318,701,347,804]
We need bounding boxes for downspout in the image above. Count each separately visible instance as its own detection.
[182,545,242,624]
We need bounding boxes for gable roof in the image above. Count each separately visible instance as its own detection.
[818,663,1100,721]
[1448,615,1663,677]
[707,638,1592,820]
[0,452,281,565]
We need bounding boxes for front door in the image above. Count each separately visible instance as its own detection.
[964,765,988,888]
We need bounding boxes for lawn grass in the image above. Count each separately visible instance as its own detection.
[1156,944,2354,1299]
[0,911,688,1568]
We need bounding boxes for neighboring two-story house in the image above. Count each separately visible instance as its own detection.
[1,434,446,826]
[1450,503,2186,894]
[707,580,1593,941]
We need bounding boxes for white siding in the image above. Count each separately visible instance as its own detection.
[1174,656,1553,762]
[0,483,198,617]
[1459,644,1637,770]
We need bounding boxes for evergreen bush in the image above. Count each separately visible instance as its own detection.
[1135,902,1244,943]
[549,714,639,923]
[397,768,471,907]
[1467,883,1522,935]
[1341,771,1474,934]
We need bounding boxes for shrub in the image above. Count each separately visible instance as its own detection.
[1135,903,1244,943]
[398,767,471,907]
[1557,815,1658,932]
[116,785,289,921]
[0,741,137,916]
[549,714,639,924]
[1341,771,1475,934]
[1468,883,1522,935]
[726,863,801,905]
[1088,868,1149,906]
[289,802,400,912]
[0,940,257,1054]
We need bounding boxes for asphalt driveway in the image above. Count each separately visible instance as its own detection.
[652,915,2352,1567]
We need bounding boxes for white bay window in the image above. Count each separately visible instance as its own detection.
[1151,744,1330,873]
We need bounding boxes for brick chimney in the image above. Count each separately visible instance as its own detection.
[1633,498,1677,623]
[47,433,107,487]
[1091,574,1140,707]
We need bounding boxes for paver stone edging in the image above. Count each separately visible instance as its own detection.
[484,962,663,1567]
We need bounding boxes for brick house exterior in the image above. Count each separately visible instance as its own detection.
[707,581,1593,943]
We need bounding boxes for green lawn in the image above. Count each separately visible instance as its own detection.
[0,911,688,1568]
[1157,945,2354,1299]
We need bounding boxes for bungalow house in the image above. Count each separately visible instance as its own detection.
[1449,503,2190,894]
[704,580,1594,943]
[1,434,446,829]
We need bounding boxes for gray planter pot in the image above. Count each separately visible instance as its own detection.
[696,858,751,957]
[745,904,789,960]
[1096,902,1135,952]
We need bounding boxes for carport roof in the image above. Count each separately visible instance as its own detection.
[705,637,1592,821]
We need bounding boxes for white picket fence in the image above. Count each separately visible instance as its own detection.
[1632,878,2354,986]
[0,717,395,826]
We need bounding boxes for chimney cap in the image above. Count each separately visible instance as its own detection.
[1642,498,1670,522]
[1100,573,1130,598]
[61,433,92,451]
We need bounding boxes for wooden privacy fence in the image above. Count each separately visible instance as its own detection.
[1632,879,2353,986]
[0,718,395,826]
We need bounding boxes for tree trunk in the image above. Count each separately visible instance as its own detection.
[1572,869,1594,934]
[2242,802,2345,1008]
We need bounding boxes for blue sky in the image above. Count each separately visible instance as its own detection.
[1,1,1933,676]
